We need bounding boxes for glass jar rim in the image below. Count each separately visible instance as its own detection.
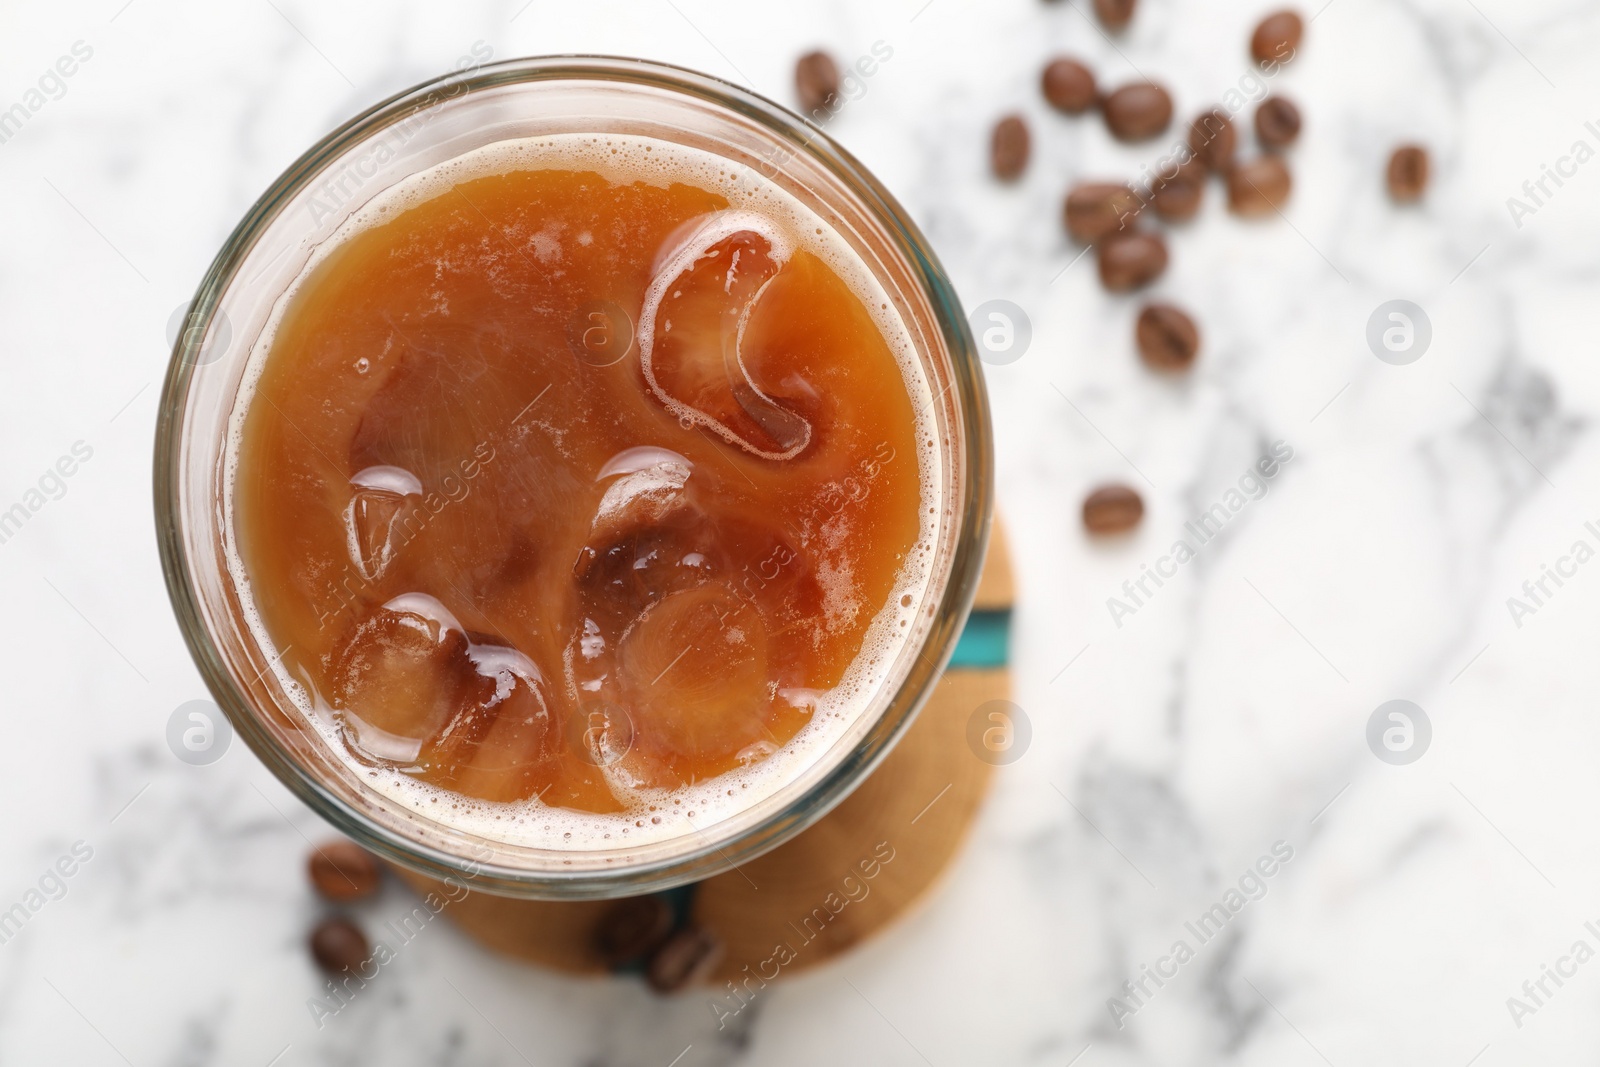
[154,54,992,898]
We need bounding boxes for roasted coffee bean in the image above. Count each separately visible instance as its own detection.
[1102,82,1173,142]
[307,840,382,902]
[1151,177,1203,222]
[991,114,1031,181]
[1251,10,1304,66]
[594,896,675,966]
[1042,57,1097,114]
[1255,96,1301,148]
[795,51,841,117]
[1152,152,1206,222]
[1093,0,1136,31]
[1064,182,1141,244]
[1188,109,1237,171]
[1227,155,1292,216]
[1167,153,1209,186]
[1136,304,1201,370]
[309,917,370,974]
[1387,145,1429,202]
[645,926,725,993]
[1082,485,1144,534]
[1097,231,1168,291]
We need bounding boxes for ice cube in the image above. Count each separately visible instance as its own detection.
[418,641,555,803]
[328,593,473,765]
[573,506,721,634]
[590,453,692,546]
[572,449,721,629]
[343,465,423,581]
[637,211,813,460]
[616,583,772,761]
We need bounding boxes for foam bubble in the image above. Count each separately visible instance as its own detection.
[222,132,945,854]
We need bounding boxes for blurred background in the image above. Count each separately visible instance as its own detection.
[3,0,1599,1063]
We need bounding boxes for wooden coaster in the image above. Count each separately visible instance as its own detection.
[394,520,1012,981]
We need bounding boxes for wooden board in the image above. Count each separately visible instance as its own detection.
[694,665,1004,982]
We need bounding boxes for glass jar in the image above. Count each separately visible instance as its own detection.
[154,55,991,899]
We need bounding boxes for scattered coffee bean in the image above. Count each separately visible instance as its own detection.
[1136,304,1201,370]
[309,917,370,974]
[1064,182,1141,244]
[1188,109,1237,171]
[1255,96,1302,149]
[594,896,675,966]
[1102,82,1173,142]
[1082,485,1145,534]
[1093,0,1136,31]
[307,840,382,902]
[1152,152,1206,222]
[1151,176,1203,222]
[1251,10,1304,66]
[794,51,841,117]
[1227,155,1292,217]
[991,114,1031,181]
[1097,231,1168,291]
[1042,58,1097,114]
[645,926,725,993]
[1387,145,1429,202]
[1172,153,1209,185]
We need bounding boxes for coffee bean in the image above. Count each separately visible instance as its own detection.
[1227,155,1292,216]
[309,917,370,974]
[991,114,1031,181]
[1093,0,1136,31]
[645,926,724,993]
[1171,153,1209,185]
[1064,182,1141,244]
[1082,485,1144,534]
[1152,150,1206,221]
[307,840,382,902]
[1097,231,1168,291]
[1387,145,1429,202]
[1255,96,1302,148]
[795,51,841,117]
[1102,82,1173,142]
[1251,10,1304,66]
[1042,58,1097,114]
[594,895,674,966]
[1151,177,1203,222]
[1136,304,1201,370]
[1188,109,1237,171]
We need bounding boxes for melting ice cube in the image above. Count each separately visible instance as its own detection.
[328,593,471,764]
[343,465,424,581]
[637,210,813,461]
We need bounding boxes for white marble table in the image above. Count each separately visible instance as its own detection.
[2,0,1596,1062]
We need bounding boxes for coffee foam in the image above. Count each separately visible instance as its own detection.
[224,132,946,854]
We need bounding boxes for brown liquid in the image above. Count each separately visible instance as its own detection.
[234,151,925,817]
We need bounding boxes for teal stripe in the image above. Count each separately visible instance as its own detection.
[948,610,1011,669]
